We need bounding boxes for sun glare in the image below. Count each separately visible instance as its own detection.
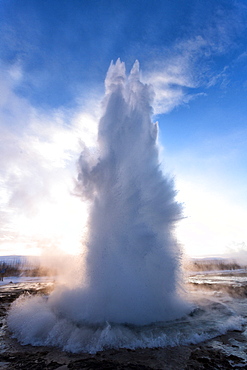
[11,186,88,256]
[176,180,247,257]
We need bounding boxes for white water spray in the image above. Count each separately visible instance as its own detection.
[8,60,189,352]
[73,59,185,324]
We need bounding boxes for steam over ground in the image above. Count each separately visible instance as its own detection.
[8,60,190,352]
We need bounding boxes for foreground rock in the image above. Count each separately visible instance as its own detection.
[0,282,246,369]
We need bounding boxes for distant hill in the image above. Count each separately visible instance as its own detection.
[0,255,40,264]
[185,257,246,271]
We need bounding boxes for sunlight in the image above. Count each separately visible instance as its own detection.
[12,185,88,256]
[176,180,247,257]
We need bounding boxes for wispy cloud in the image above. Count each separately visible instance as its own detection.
[143,2,246,115]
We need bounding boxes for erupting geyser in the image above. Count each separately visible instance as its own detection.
[75,59,185,324]
[8,60,189,353]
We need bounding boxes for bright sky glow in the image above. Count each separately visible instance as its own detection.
[0,0,247,258]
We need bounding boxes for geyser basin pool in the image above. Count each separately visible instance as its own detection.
[8,60,190,352]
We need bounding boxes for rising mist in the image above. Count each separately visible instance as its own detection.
[8,60,189,352]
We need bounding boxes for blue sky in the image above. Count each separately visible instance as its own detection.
[0,0,247,258]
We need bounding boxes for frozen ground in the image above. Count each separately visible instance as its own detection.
[0,270,246,369]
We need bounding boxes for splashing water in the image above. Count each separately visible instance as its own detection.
[8,60,190,352]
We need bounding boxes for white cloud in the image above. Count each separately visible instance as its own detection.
[143,46,207,114]
[0,65,98,256]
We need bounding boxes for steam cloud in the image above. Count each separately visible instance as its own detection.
[8,60,189,352]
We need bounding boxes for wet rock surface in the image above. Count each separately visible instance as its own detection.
[1,282,247,370]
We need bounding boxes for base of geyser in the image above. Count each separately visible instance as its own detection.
[7,290,189,354]
[7,285,244,355]
[3,283,247,367]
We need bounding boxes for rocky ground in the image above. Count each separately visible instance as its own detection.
[0,282,247,369]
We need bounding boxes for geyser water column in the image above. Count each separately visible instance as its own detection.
[75,59,186,324]
[8,60,189,353]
